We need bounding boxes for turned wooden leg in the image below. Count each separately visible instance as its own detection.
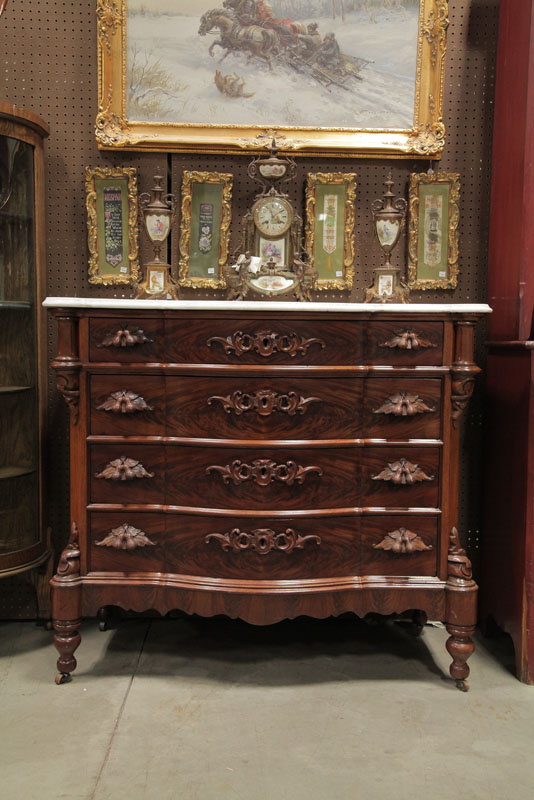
[97,606,109,632]
[446,528,478,691]
[51,523,82,684]
[53,618,82,684]
[446,623,475,691]
[412,610,427,636]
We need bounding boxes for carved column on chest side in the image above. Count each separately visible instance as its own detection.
[51,311,81,425]
[51,313,87,532]
[444,318,481,692]
[50,312,86,682]
[448,318,481,526]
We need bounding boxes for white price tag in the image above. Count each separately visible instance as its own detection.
[207,267,215,274]
[336,271,343,277]
[439,270,446,277]
[119,266,128,273]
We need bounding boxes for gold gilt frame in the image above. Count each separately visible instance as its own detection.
[86,165,140,286]
[96,1,449,158]
[305,173,357,291]
[178,170,232,289]
[407,171,460,290]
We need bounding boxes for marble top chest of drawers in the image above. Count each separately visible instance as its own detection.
[45,299,490,690]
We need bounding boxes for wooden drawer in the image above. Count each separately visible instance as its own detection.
[88,512,360,580]
[361,446,440,508]
[88,512,438,579]
[167,445,357,510]
[90,444,165,505]
[164,318,364,365]
[166,376,362,440]
[363,378,442,440]
[89,443,439,512]
[88,318,164,362]
[90,375,165,436]
[360,516,438,576]
[365,321,444,365]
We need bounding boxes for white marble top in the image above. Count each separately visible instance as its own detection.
[43,297,492,314]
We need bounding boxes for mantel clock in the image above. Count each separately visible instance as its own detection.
[242,144,302,270]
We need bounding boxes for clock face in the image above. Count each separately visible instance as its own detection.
[253,197,293,237]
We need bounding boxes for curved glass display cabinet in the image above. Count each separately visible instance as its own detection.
[0,102,51,617]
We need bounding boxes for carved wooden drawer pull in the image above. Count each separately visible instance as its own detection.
[205,527,321,555]
[372,458,434,485]
[96,390,154,414]
[207,459,323,486]
[96,327,154,348]
[207,330,325,358]
[208,389,321,417]
[380,331,436,350]
[95,523,157,550]
[95,456,155,481]
[373,527,432,554]
[373,392,435,416]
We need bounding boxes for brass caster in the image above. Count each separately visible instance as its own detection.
[55,672,71,685]
[455,679,469,692]
[98,620,107,632]
[45,619,53,631]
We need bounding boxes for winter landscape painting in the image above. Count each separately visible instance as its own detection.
[96,1,449,155]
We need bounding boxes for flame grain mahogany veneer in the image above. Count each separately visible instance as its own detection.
[45,299,489,690]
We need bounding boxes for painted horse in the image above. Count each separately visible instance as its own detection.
[198,9,280,67]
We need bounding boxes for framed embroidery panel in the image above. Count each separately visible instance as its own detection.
[407,171,460,290]
[96,0,449,157]
[86,166,140,286]
[304,172,356,291]
[178,170,232,289]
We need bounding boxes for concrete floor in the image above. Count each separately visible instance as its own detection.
[1,615,533,800]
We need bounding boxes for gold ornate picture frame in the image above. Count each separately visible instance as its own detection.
[407,171,460,290]
[305,173,356,291]
[96,1,449,158]
[85,166,140,286]
[178,170,232,289]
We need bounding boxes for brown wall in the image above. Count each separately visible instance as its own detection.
[0,1,499,615]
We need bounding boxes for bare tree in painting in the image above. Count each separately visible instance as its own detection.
[128,45,188,119]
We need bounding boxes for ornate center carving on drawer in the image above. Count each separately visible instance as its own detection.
[373,392,435,416]
[206,459,323,486]
[207,330,326,358]
[373,527,432,553]
[96,390,154,414]
[94,523,157,550]
[207,390,321,416]
[96,327,154,348]
[380,331,436,350]
[372,458,434,485]
[95,456,155,481]
[205,527,321,555]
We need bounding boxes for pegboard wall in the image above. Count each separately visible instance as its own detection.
[0,1,499,616]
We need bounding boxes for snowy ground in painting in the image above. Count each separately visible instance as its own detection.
[127,6,419,130]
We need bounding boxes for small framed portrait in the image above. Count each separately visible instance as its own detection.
[178,170,233,289]
[259,237,285,267]
[378,273,394,297]
[305,172,357,290]
[407,172,460,290]
[146,266,166,295]
[85,166,140,286]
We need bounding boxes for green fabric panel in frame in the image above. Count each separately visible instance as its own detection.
[313,183,346,281]
[188,182,223,279]
[417,183,450,282]
[95,177,130,279]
